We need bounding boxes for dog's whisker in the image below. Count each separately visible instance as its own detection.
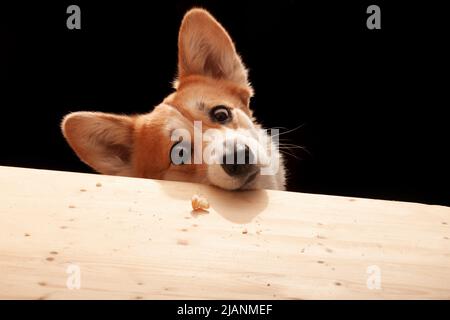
[277,143,311,156]
[265,126,289,130]
[278,143,305,148]
[279,150,302,160]
[270,123,306,138]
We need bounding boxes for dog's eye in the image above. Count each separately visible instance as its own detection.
[170,141,191,165]
[210,105,232,123]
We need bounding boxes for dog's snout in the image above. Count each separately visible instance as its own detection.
[221,145,257,177]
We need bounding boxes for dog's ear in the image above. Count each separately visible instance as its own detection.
[61,112,135,176]
[177,8,249,87]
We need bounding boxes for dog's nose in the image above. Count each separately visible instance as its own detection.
[221,145,258,177]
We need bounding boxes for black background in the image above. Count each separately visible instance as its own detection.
[1,300,449,319]
[2,1,449,205]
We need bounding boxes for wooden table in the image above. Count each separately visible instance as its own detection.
[0,166,449,299]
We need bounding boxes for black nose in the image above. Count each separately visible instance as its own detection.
[221,145,257,177]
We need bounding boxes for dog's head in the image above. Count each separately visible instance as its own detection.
[62,9,285,190]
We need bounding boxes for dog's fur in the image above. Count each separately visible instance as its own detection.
[62,8,286,190]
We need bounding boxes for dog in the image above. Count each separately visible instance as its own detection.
[61,8,286,191]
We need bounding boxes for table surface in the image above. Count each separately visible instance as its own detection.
[0,165,449,299]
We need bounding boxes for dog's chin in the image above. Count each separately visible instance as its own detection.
[206,164,259,191]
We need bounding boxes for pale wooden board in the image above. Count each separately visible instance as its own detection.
[0,165,449,300]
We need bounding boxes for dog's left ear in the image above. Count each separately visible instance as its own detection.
[177,8,250,88]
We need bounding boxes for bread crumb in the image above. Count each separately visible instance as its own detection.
[191,194,210,211]
[96,182,102,187]
[177,239,189,246]
[242,229,248,234]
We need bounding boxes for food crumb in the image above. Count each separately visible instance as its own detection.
[242,229,248,234]
[80,189,87,192]
[267,283,271,287]
[96,182,102,187]
[191,194,210,211]
[177,239,189,246]
[68,205,76,209]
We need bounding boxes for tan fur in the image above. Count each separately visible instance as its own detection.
[62,8,286,190]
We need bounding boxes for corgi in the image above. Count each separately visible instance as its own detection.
[61,8,286,191]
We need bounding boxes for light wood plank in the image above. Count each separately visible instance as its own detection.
[0,166,449,299]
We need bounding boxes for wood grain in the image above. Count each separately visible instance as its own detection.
[0,166,449,299]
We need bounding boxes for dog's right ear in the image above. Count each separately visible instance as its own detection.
[177,8,249,87]
[61,112,135,176]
